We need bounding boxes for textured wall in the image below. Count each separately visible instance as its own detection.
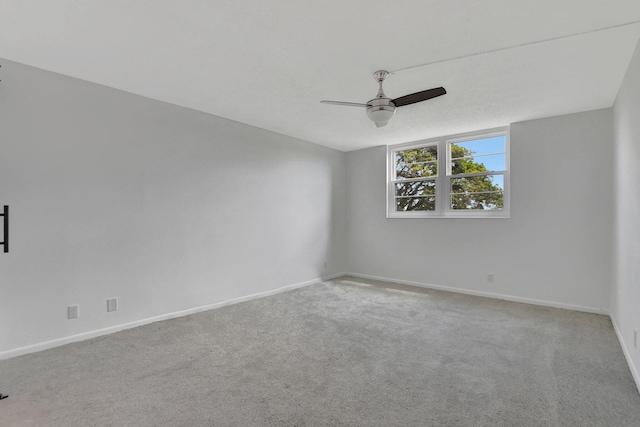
[0,60,347,355]
[346,109,613,312]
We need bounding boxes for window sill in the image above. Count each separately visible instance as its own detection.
[387,212,510,219]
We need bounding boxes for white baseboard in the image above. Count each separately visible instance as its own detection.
[0,271,615,363]
[344,272,610,315]
[0,273,343,361]
[611,316,640,393]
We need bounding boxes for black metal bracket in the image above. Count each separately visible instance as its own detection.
[1,205,8,253]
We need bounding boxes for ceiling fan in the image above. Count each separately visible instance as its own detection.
[321,70,446,128]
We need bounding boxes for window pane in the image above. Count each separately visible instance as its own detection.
[395,180,436,197]
[395,146,438,180]
[450,135,505,175]
[450,175,504,210]
[452,136,505,156]
[396,196,436,211]
[451,153,505,174]
[395,179,436,211]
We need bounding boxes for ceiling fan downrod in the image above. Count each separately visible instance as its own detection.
[373,70,390,98]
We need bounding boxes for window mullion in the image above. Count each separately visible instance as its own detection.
[439,138,448,214]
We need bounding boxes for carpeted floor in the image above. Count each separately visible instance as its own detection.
[1,276,639,426]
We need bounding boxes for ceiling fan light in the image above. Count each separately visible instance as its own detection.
[366,105,395,124]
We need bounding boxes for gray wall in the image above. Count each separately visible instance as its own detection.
[612,39,640,385]
[0,56,627,363]
[0,60,347,355]
[346,109,613,312]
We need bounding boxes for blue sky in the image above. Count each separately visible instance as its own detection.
[452,135,505,189]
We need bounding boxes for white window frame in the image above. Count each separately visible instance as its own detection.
[387,126,510,218]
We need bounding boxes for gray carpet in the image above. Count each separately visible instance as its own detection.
[1,276,639,426]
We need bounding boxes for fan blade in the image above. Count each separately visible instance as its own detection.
[320,100,368,107]
[392,87,446,107]
[375,121,388,128]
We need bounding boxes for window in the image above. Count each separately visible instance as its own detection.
[387,127,509,218]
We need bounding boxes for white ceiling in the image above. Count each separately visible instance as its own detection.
[1,1,639,152]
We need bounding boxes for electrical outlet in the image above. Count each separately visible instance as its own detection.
[487,273,494,283]
[634,330,638,349]
[67,305,79,319]
[107,298,118,312]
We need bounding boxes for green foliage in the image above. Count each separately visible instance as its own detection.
[395,145,503,211]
